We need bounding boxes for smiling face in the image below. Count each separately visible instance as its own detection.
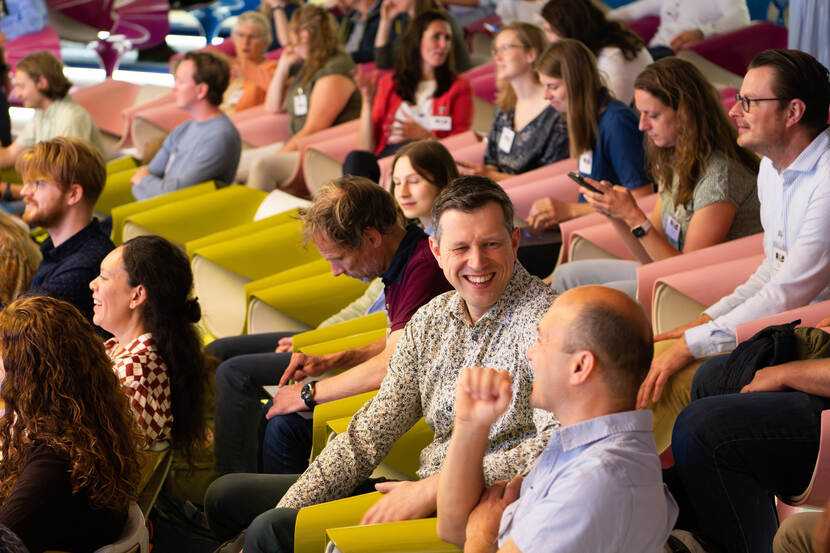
[634,89,680,149]
[493,30,533,81]
[20,175,72,229]
[392,155,440,229]
[538,72,568,113]
[232,22,267,63]
[313,231,386,283]
[728,65,788,157]
[430,202,520,323]
[12,70,47,110]
[89,247,139,335]
[420,20,452,71]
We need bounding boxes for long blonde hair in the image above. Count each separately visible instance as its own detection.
[494,23,547,112]
[535,39,606,157]
[290,5,344,85]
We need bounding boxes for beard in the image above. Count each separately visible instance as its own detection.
[22,200,66,229]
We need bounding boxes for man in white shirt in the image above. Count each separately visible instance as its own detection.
[436,285,677,553]
[609,0,750,59]
[639,49,830,449]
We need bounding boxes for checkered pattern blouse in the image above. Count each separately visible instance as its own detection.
[106,333,173,447]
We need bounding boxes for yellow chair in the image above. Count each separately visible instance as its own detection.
[97,166,139,216]
[110,181,216,245]
[190,217,323,338]
[107,156,139,175]
[245,271,371,335]
[327,518,459,553]
[122,185,269,247]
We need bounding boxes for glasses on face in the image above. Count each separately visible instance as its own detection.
[491,43,524,57]
[232,30,263,42]
[735,93,789,113]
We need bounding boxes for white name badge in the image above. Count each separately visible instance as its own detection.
[430,115,452,131]
[293,94,308,116]
[227,88,244,107]
[665,215,682,245]
[578,150,593,175]
[498,127,516,153]
[773,242,787,270]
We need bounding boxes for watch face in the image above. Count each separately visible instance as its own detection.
[632,227,646,237]
[301,384,312,401]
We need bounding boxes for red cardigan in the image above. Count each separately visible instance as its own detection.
[371,73,473,156]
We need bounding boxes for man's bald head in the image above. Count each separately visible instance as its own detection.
[553,286,653,406]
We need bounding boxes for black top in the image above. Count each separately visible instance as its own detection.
[28,219,114,324]
[0,442,126,553]
[484,105,569,175]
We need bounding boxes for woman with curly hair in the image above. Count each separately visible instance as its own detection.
[0,296,143,553]
[551,57,761,297]
[90,235,209,459]
[241,4,362,193]
[540,0,653,105]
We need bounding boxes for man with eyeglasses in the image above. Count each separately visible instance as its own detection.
[641,49,830,553]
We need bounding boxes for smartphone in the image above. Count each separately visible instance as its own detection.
[567,172,605,195]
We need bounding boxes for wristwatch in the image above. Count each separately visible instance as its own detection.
[300,381,317,410]
[631,219,653,238]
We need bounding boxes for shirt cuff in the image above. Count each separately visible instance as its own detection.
[684,321,736,359]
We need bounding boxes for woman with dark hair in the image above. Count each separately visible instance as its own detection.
[89,235,209,458]
[551,57,761,297]
[344,10,473,180]
[373,0,470,72]
[541,0,652,105]
[389,139,459,232]
[0,296,142,553]
[527,39,651,230]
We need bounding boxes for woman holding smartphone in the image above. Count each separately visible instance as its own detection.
[527,38,652,230]
[551,57,761,296]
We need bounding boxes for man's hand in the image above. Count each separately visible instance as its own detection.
[265,382,307,419]
[361,478,437,525]
[741,365,788,393]
[464,475,523,552]
[278,352,333,385]
[637,338,693,409]
[130,166,151,186]
[653,314,712,342]
[274,336,293,353]
[455,367,513,427]
[670,29,704,50]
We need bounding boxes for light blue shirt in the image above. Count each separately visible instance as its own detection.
[685,127,830,358]
[2,0,47,41]
[498,410,677,553]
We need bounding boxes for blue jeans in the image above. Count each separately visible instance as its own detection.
[671,357,830,553]
[260,403,313,474]
[209,332,294,474]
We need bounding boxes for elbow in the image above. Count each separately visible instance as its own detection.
[436,516,466,546]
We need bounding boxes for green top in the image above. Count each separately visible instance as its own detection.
[286,51,362,135]
[658,152,761,251]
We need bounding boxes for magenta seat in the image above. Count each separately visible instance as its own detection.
[627,15,660,45]
[470,73,497,104]
[679,21,788,77]
[5,26,61,69]
[464,14,502,52]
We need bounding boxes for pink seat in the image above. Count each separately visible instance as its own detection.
[470,73,497,104]
[720,86,739,115]
[130,101,191,136]
[464,15,502,52]
[653,252,765,313]
[500,158,577,190]
[231,106,292,148]
[734,299,830,344]
[116,92,177,149]
[439,130,482,152]
[627,15,660,45]
[678,22,788,77]
[71,79,143,137]
[636,233,764,320]
[508,172,579,220]
[559,212,608,264]
[452,142,487,166]
[461,62,495,81]
[5,26,61,69]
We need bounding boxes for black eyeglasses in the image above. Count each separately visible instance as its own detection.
[735,93,790,112]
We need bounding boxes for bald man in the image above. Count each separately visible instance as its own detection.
[437,286,678,553]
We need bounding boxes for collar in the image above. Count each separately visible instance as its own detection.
[40,218,103,259]
[555,410,653,452]
[447,262,534,326]
[106,332,156,357]
[381,223,425,286]
[780,127,830,179]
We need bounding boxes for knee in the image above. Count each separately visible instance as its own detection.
[671,400,716,463]
[773,512,820,553]
[215,358,248,393]
[245,508,297,553]
[205,474,245,539]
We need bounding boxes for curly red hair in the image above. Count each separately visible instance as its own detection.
[0,296,142,511]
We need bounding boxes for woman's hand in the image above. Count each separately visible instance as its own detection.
[264,0,286,7]
[352,65,379,102]
[380,0,408,22]
[276,45,301,72]
[388,113,433,144]
[580,177,644,225]
[527,196,570,230]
